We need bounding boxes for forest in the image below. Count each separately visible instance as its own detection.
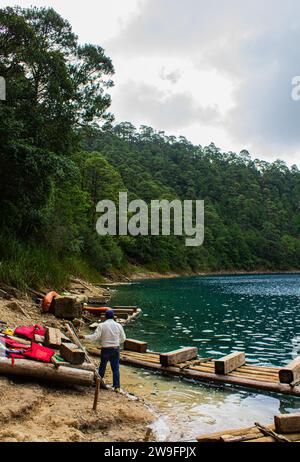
[1,6,300,289]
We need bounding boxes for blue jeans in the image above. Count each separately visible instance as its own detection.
[99,347,120,389]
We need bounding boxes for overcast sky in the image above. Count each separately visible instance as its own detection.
[5,0,300,165]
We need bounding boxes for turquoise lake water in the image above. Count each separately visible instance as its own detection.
[110,274,300,441]
[112,274,300,367]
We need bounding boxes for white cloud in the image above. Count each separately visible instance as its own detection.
[4,0,300,165]
[113,80,220,130]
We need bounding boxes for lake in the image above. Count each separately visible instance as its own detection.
[111,274,300,441]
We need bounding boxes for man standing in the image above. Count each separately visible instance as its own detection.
[81,310,126,393]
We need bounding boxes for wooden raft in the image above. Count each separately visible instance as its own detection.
[86,348,300,397]
[197,414,300,443]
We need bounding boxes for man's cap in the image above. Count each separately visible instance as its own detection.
[105,309,115,319]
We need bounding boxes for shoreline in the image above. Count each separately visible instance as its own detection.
[101,268,300,285]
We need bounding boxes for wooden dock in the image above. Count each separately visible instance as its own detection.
[86,307,142,329]
[87,345,300,398]
[197,414,300,443]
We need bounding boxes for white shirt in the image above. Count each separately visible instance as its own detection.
[84,319,126,348]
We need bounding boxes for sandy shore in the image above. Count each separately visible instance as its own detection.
[0,284,155,443]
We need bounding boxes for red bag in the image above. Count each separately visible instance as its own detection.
[22,343,54,363]
[14,325,46,340]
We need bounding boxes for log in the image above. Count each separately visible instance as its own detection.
[60,343,85,365]
[120,354,300,397]
[160,347,198,367]
[54,296,83,320]
[215,352,245,375]
[279,358,300,384]
[34,334,45,344]
[114,306,138,312]
[0,289,10,300]
[88,297,108,305]
[2,335,31,346]
[60,332,72,343]
[116,313,129,320]
[246,433,300,443]
[52,361,96,372]
[124,339,148,353]
[197,425,272,443]
[255,422,291,442]
[274,413,300,434]
[221,433,263,443]
[45,327,62,348]
[0,357,94,386]
[65,323,104,411]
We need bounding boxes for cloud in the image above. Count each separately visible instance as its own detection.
[6,0,300,162]
[159,68,182,85]
[112,81,220,130]
[109,0,300,163]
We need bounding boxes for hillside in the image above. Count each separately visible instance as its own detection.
[1,6,300,290]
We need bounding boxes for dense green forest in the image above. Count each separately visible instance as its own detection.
[1,6,300,289]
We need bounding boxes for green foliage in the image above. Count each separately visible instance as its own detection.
[1,6,300,290]
[82,124,300,273]
[0,5,114,237]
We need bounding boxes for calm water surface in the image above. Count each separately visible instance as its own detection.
[110,274,300,441]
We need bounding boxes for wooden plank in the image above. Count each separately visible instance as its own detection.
[221,433,263,443]
[0,357,94,386]
[279,357,300,384]
[124,339,148,353]
[114,306,138,312]
[54,296,83,320]
[215,352,245,375]
[274,413,300,434]
[3,335,31,346]
[45,327,62,348]
[53,362,96,372]
[120,354,300,397]
[160,347,198,367]
[197,426,264,442]
[60,342,85,365]
[60,332,72,343]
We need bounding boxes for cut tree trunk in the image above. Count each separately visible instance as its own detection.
[215,352,246,375]
[45,327,62,348]
[0,357,94,386]
[279,358,300,384]
[124,339,148,353]
[54,296,84,320]
[160,347,198,367]
[274,413,300,434]
[60,342,85,365]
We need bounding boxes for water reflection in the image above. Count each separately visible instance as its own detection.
[112,275,300,441]
[112,274,300,367]
[122,366,300,442]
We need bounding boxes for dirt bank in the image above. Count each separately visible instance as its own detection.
[0,283,155,442]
